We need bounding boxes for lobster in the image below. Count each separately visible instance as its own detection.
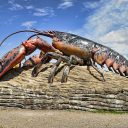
[0,29,127,83]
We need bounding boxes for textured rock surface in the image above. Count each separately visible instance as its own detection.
[0,63,128,111]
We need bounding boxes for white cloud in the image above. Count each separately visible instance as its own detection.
[74,0,128,58]
[8,0,23,10]
[83,1,99,9]
[25,5,34,9]
[58,0,74,9]
[83,0,128,37]
[8,0,14,4]
[108,43,128,59]
[21,21,37,28]
[4,15,18,25]
[100,28,128,43]
[8,0,55,18]
[33,7,55,17]
[99,27,128,58]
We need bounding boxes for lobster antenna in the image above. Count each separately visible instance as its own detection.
[0,30,43,46]
[31,28,42,33]
[27,33,44,40]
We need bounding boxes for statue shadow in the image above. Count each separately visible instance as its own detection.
[88,69,104,81]
[0,63,75,82]
[0,68,25,81]
[0,64,53,82]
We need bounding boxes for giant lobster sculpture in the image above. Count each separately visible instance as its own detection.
[0,29,127,83]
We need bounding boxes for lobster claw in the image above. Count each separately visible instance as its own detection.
[0,59,3,73]
[0,45,26,78]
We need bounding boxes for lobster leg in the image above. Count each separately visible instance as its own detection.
[32,52,86,83]
[61,55,84,83]
[32,52,105,82]
[87,59,105,81]
[0,45,26,78]
[48,58,62,83]
[91,64,105,81]
[32,52,69,77]
[47,54,84,83]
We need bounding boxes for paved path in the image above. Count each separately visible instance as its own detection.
[0,109,128,128]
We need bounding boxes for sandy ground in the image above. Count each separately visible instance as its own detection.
[0,109,128,128]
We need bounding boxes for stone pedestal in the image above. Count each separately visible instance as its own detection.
[0,63,128,112]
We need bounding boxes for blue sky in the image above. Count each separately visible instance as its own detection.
[0,0,128,59]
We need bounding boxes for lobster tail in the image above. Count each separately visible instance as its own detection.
[92,45,128,78]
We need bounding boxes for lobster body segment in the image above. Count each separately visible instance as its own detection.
[52,39,91,59]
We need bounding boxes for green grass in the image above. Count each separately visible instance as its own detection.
[90,109,128,114]
[65,108,128,114]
